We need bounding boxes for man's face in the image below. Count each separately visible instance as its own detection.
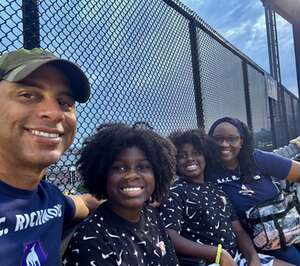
[0,64,77,171]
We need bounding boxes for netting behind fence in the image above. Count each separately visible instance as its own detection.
[1,0,299,193]
[0,0,23,52]
[196,27,247,130]
[247,65,272,149]
[284,89,297,139]
[39,0,200,193]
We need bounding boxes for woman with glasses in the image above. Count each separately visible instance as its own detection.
[207,117,300,265]
[160,129,282,266]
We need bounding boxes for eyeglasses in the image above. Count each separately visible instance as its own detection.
[213,136,241,145]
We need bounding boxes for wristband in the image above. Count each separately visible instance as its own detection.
[215,244,222,264]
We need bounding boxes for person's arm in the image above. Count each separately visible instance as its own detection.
[254,149,300,183]
[290,136,300,149]
[286,160,300,183]
[167,229,237,266]
[232,220,260,266]
[68,193,101,220]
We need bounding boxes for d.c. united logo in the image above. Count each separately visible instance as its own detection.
[21,241,47,266]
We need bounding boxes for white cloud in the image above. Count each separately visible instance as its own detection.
[180,0,205,10]
[223,21,250,39]
[245,14,266,50]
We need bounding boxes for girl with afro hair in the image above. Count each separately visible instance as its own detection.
[63,122,179,266]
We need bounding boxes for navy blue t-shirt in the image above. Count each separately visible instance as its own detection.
[205,149,292,218]
[0,180,75,266]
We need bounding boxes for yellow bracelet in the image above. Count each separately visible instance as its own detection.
[215,244,222,264]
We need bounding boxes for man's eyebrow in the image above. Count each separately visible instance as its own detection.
[15,79,36,88]
[16,80,74,97]
[59,90,74,98]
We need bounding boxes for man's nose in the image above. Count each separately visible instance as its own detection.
[38,98,64,122]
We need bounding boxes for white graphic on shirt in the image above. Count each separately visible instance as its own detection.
[83,235,97,240]
[165,223,173,228]
[186,199,197,205]
[171,192,179,197]
[217,175,240,183]
[219,195,227,212]
[25,244,41,266]
[0,205,63,239]
[238,185,255,196]
[116,249,124,266]
[186,207,196,219]
[0,217,8,236]
[15,204,62,232]
[102,251,113,259]
[106,229,121,239]
[253,175,261,180]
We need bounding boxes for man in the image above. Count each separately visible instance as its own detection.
[0,48,98,265]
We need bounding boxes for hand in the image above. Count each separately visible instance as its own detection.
[220,250,237,266]
[69,193,101,219]
[79,193,101,213]
[290,136,300,149]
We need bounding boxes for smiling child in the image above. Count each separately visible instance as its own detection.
[63,123,179,266]
[160,129,280,266]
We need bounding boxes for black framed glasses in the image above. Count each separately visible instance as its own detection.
[213,136,241,145]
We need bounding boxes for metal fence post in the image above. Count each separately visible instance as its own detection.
[188,20,205,129]
[290,94,297,138]
[293,24,300,135]
[268,98,278,148]
[22,0,40,49]
[280,87,290,141]
[242,61,253,132]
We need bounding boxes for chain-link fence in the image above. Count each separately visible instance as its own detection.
[1,0,299,194]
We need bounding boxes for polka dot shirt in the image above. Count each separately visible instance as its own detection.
[160,177,239,257]
[63,201,179,265]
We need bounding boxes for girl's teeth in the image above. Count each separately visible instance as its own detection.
[221,150,230,155]
[186,165,197,170]
[123,187,142,192]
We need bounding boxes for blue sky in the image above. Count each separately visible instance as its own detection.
[181,0,298,96]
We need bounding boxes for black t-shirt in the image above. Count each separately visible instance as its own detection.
[63,201,179,266]
[160,177,239,256]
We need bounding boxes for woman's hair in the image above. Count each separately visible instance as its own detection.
[208,117,256,183]
[77,123,176,203]
[168,129,219,174]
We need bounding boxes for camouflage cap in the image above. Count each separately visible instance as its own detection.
[0,48,90,103]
